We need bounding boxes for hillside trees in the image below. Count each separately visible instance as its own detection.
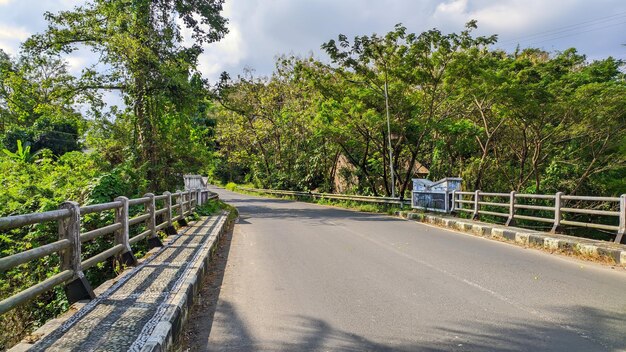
[0,50,84,155]
[214,23,625,198]
[319,21,496,197]
[215,58,338,190]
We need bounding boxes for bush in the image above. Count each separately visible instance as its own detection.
[194,200,222,216]
[194,200,238,223]
[225,182,237,191]
[0,151,106,348]
[2,118,82,157]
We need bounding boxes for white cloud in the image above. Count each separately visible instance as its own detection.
[1,0,625,83]
[198,23,245,80]
[0,24,29,55]
[66,55,87,75]
[433,0,564,31]
[435,0,468,16]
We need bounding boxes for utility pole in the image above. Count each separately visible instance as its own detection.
[384,74,395,198]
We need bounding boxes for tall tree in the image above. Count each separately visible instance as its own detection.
[25,0,228,189]
[322,21,496,197]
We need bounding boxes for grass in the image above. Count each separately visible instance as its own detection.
[194,199,239,222]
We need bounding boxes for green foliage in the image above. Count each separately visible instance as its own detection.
[217,24,625,201]
[0,1,229,348]
[24,0,228,191]
[0,151,106,348]
[2,139,38,163]
[2,118,81,157]
[194,200,222,216]
[225,182,238,191]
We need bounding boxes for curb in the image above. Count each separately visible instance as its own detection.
[139,212,233,352]
[398,211,626,266]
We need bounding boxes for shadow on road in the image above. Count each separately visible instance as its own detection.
[227,199,403,225]
[197,302,625,351]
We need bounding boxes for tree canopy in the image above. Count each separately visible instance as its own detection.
[213,23,625,199]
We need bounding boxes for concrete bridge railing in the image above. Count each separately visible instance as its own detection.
[0,187,217,315]
[452,191,625,243]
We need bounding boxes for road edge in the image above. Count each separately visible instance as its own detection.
[397,211,626,267]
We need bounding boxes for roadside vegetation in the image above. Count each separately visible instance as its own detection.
[0,0,228,348]
[194,199,239,222]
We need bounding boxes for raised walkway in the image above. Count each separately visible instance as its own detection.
[12,213,228,352]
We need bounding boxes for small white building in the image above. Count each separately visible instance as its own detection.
[411,177,462,212]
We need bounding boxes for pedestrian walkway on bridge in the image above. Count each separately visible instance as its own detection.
[12,213,227,352]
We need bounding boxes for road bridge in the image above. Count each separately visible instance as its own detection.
[184,186,626,352]
[3,185,626,351]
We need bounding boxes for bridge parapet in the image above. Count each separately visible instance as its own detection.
[0,185,218,317]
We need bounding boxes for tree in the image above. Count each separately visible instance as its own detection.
[215,57,336,190]
[321,21,496,197]
[25,0,228,189]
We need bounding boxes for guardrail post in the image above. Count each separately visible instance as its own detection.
[450,190,457,214]
[177,190,188,226]
[506,191,516,226]
[58,201,95,304]
[114,196,137,267]
[615,194,626,244]
[551,191,563,233]
[163,191,177,235]
[472,190,480,220]
[144,193,163,248]
[196,188,202,207]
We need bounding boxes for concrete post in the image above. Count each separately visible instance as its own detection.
[551,192,563,233]
[114,196,137,266]
[164,192,172,226]
[58,201,95,304]
[615,194,626,244]
[505,191,516,226]
[177,190,188,226]
[450,190,457,214]
[472,190,480,220]
[145,193,163,248]
[163,191,177,235]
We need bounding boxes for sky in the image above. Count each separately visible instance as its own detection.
[1,0,625,104]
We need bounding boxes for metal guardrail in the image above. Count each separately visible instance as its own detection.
[239,187,410,206]
[451,190,626,243]
[0,188,218,315]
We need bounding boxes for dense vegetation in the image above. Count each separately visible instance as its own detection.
[212,22,626,200]
[0,1,624,348]
[0,0,227,348]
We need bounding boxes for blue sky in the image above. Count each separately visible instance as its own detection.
[1,0,625,98]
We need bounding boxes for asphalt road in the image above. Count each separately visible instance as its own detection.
[186,187,626,352]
